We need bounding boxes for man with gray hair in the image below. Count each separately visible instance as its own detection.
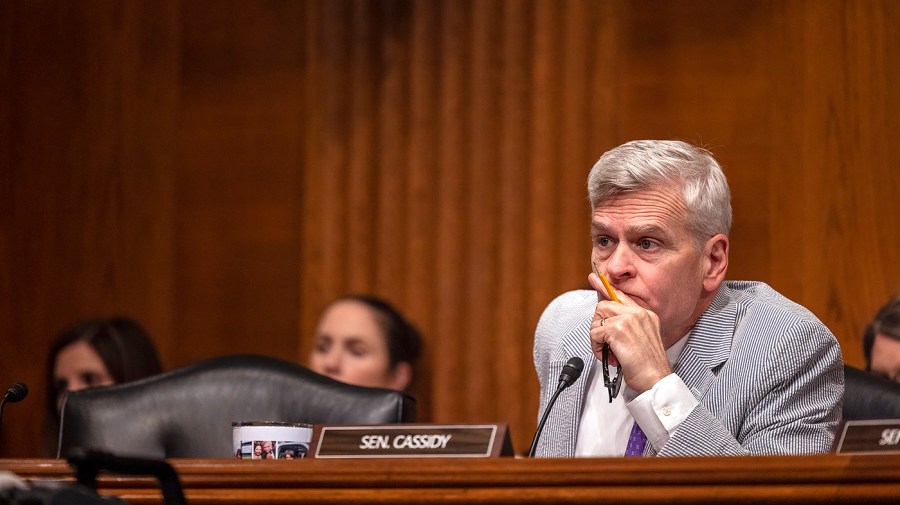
[533,140,843,457]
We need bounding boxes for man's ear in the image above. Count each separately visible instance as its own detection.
[388,362,413,391]
[703,233,729,292]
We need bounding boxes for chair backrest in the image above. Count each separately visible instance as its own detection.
[58,354,416,459]
[843,364,900,421]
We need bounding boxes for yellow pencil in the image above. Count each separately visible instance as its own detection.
[592,261,621,303]
[599,273,620,303]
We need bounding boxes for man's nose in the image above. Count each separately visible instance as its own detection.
[605,244,635,280]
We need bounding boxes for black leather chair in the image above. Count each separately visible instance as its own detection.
[842,364,900,421]
[58,354,416,459]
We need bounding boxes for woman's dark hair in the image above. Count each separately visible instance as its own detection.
[42,316,162,455]
[864,295,900,371]
[337,295,423,370]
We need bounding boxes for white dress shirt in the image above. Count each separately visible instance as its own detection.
[575,333,698,456]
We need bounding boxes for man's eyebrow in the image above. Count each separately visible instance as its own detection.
[628,223,670,237]
[591,221,610,235]
[591,221,670,237]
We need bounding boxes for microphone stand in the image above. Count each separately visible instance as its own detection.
[527,385,565,457]
[527,357,584,457]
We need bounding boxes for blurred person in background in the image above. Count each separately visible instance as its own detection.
[863,295,900,382]
[41,316,163,455]
[308,295,422,392]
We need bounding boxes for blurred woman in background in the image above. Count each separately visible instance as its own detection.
[308,295,422,392]
[41,316,162,455]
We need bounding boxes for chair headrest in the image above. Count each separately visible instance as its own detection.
[843,364,900,421]
[59,354,416,459]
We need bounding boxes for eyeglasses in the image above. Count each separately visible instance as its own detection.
[601,343,622,402]
[592,260,623,402]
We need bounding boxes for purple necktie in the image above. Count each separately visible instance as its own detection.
[624,422,647,457]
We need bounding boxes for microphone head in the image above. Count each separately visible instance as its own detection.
[4,383,29,403]
[558,357,585,388]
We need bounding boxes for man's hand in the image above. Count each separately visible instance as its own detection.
[588,272,672,394]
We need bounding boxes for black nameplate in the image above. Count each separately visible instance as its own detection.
[835,419,900,455]
[312,423,513,458]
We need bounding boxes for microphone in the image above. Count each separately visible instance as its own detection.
[527,357,584,457]
[0,382,29,434]
[4,383,29,404]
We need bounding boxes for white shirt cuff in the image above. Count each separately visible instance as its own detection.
[625,373,698,451]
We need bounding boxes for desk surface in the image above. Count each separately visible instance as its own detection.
[4,454,900,504]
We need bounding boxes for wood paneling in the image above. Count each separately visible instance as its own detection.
[2,0,899,458]
[176,0,304,363]
[1,0,180,455]
[768,1,900,346]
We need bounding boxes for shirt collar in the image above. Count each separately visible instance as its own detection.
[666,331,691,368]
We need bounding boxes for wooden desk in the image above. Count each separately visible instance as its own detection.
[4,454,900,504]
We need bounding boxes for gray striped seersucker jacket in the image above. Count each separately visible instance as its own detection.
[533,281,844,457]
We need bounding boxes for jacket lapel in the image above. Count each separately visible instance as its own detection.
[674,286,736,405]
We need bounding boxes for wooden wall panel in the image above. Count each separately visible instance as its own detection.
[496,0,537,441]
[2,0,899,458]
[176,0,304,364]
[768,1,900,353]
[430,0,469,424]
[0,0,15,456]
[1,0,179,456]
[403,0,440,418]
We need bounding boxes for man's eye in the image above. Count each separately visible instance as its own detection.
[639,239,657,250]
[597,237,612,247]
